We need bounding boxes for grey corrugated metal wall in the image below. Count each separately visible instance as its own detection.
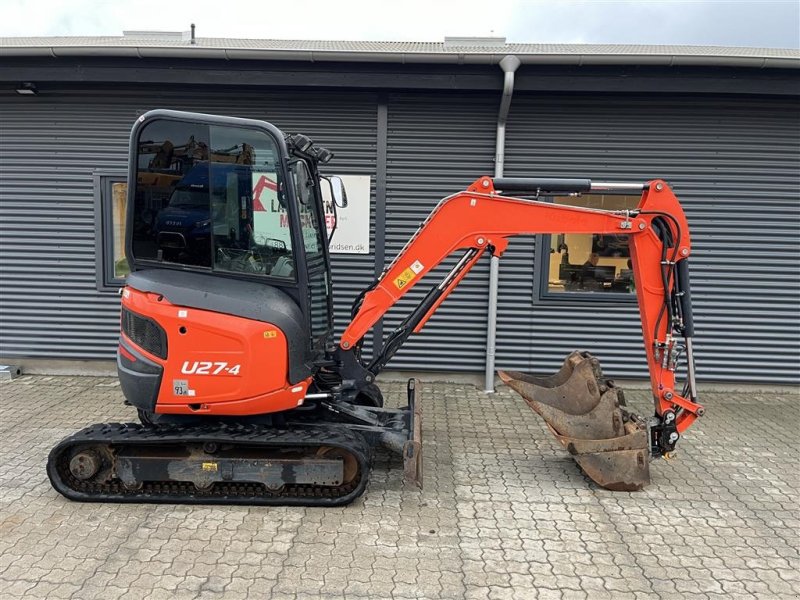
[0,88,377,358]
[497,94,800,383]
[378,93,800,383]
[2,87,798,383]
[381,93,497,370]
[381,92,800,383]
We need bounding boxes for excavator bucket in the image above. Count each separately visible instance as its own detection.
[498,351,650,491]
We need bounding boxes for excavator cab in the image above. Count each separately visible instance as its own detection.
[119,110,341,420]
[131,110,335,328]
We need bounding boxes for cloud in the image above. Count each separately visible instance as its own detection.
[506,1,800,48]
[1,0,797,48]
[1,0,515,40]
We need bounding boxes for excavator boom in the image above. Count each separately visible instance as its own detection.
[336,176,703,489]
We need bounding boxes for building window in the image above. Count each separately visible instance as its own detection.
[538,194,640,302]
[94,173,129,291]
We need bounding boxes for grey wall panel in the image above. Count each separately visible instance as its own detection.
[498,94,800,383]
[381,93,496,370]
[0,88,377,359]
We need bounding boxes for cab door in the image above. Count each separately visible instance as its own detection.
[288,159,334,352]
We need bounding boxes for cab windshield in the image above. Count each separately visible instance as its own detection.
[132,120,298,280]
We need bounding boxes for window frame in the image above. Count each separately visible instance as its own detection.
[93,171,128,292]
[533,195,637,306]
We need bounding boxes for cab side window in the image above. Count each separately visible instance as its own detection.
[290,160,324,258]
[289,159,331,346]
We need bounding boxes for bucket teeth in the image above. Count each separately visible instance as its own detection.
[499,351,650,491]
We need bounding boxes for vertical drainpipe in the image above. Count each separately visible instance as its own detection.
[484,55,521,393]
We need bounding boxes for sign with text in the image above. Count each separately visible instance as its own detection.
[323,175,371,254]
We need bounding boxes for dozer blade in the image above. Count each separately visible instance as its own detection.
[498,351,650,491]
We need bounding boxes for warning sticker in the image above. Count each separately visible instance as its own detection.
[202,462,218,472]
[410,260,424,274]
[394,267,417,290]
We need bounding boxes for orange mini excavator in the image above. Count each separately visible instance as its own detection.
[48,110,703,505]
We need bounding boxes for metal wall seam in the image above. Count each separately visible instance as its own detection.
[371,97,389,353]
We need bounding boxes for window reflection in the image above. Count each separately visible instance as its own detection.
[132,120,296,280]
[133,122,213,267]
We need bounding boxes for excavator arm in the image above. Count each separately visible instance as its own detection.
[336,176,703,489]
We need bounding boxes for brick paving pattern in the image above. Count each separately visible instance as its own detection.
[0,375,798,599]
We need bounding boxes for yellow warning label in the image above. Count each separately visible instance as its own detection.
[202,462,218,472]
[394,267,417,290]
[263,330,278,339]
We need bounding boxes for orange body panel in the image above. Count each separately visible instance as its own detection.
[121,287,310,415]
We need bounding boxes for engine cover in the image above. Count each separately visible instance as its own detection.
[119,286,310,416]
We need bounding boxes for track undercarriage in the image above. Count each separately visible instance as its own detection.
[48,381,422,507]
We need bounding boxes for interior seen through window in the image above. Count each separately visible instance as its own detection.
[547,194,640,294]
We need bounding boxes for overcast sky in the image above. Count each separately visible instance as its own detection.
[1,0,798,48]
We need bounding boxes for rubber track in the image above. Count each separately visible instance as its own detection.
[47,422,371,507]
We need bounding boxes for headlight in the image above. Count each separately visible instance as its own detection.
[195,219,210,228]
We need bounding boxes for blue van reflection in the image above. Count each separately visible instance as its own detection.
[153,162,211,256]
[153,162,253,263]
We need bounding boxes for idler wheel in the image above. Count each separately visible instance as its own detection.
[69,451,101,481]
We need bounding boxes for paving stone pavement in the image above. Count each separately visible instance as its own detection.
[0,375,798,599]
